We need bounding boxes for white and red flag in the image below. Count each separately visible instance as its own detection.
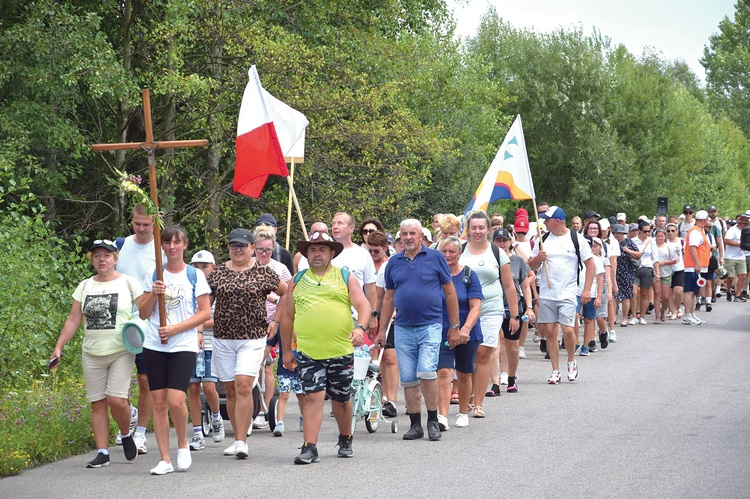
[234,65,308,198]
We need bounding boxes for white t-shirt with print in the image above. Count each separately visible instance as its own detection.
[531,230,594,301]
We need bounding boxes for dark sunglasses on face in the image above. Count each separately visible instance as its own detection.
[368,248,382,255]
[362,229,376,235]
[641,230,651,233]
[684,211,694,215]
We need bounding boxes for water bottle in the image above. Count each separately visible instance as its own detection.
[195,349,205,377]
[521,314,530,323]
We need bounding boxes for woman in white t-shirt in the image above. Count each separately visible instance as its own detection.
[459,211,519,419]
[139,226,211,475]
[51,239,143,469]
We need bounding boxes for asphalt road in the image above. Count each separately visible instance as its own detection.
[2,300,749,498]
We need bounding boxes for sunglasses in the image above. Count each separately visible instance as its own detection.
[255,248,273,254]
[684,211,694,215]
[362,229,376,235]
[368,248,382,255]
[93,239,115,246]
[641,230,651,233]
[229,243,249,250]
[667,229,676,233]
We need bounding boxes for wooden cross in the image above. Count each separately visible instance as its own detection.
[92,89,208,343]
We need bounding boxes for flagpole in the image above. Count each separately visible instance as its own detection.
[285,159,295,250]
[531,198,551,288]
[286,176,308,240]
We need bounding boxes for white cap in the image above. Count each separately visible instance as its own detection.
[421,227,432,242]
[190,250,216,264]
[591,237,603,247]
[599,219,611,231]
[695,210,709,220]
[616,212,626,221]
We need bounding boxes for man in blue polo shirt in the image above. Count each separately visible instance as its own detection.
[377,219,459,441]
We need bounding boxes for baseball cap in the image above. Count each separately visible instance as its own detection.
[583,210,600,220]
[228,228,254,244]
[514,218,529,233]
[708,205,717,212]
[91,239,117,252]
[191,250,215,264]
[628,223,638,232]
[255,213,277,227]
[599,219,611,231]
[422,227,433,242]
[683,204,694,213]
[612,224,628,234]
[695,210,709,220]
[539,206,566,220]
[616,212,626,221]
[493,228,511,240]
[515,208,529,219]
[591,236,603,247]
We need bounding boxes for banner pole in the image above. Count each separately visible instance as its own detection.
[286,177,308,240]
[532,198,551,288]
[285,160,295,250]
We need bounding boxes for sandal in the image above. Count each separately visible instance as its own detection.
[473,406,485,418]
[450,391,459,405]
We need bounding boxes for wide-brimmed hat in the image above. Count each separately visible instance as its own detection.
[297,231,344,259]
[612,224,628,234]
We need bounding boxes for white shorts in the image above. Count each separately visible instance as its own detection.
[82,350,135,402]
[212,337,266,381]
[479,315,503,348]
[538,298,577,328]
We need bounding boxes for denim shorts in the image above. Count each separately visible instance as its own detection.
[437,340,480,374]
[577,295,597,320]
[394,323,442,387]
[189,350,218,383]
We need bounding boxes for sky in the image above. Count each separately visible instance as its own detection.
[449,0,738,82]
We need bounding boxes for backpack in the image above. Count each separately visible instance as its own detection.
[541,230,582,284]
[461,242,505,282]
[462,265,472,291]
[153,264,198,313]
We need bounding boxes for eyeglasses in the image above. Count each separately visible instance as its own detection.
[229,243,249,251]
[641,230,651,234]
[255,248,273,254]
[368,248,382,255]
[362,229,376,235]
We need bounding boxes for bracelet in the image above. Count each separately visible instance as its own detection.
[271,320,280,328]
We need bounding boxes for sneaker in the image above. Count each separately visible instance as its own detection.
[539,339,547,353]
[382,401,397,418]
[638,318,647,325]
[235,440,248,459]
[223,442,239,456]
[518,346,526,359]
[129,406,138,434]
[548,371,561,385]
[403,424,424,440]
[336,434,353,457]
[705,302,713,312]
[599,331,609,349]
[294,442,319,464]
[133,432,147,454]
[727,293,733,302]
[252,413,268,429]
[150,460,174,475]
[736,296,747,302]
[588,340,598,353]
[608,329,617,342]
[693,315,707,324]
[579,345,590,356]
[544,351,550,360]
[567,361,578,382]
[427,420,441,441]
[115,432,123,446]
[500,372,509,385]
[273,421,285,437]
[86,451,110,468]
[211,418,225,443]
[696,301,702,311]
[628,318,637,325]
[647,302,654,313]
[682,317,697,325]
[711,296,717,303]
[532,335,541,343]
[455,413,469,428]
[437,414,449,431]
[574,343,581,354]
[121,434,137,461]
[189,434,205,451]
[176,447,191,471]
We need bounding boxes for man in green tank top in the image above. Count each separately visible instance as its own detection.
[280,231,371,464]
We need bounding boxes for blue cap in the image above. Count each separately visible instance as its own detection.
[538,206,566,221]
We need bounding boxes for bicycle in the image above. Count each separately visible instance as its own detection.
[350,348,397,434]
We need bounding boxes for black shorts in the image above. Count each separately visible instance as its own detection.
[671,270,685,289]
[385,322,395,349]
[142,349,196,393]
[297,352,353,403]
[135,352,147,375]
[501,317,521,341]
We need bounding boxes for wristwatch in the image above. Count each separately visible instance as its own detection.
[450,324,460,330]
[371,310,379,318]
[512,314,521,320]
[356,324,367,332]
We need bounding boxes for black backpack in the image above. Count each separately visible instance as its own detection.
[741,227,750,252]
[541,230,582,284]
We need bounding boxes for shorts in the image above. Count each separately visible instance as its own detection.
[724,258,747,278]
[296,352,353,403]
[576,295,597,320]
[538,298,577,327]
[671,270,684,289]
[501,316,521,341]
[437,340,480,373]
[189,350,218,383]
[394,323,442,387]
[683,271,702,295]
[212,337,266,382]
[82,350,135,402]
[142,348,196,393]
[385,321,395,349]
[702,271,715,282]
[478,315,503,348]
[135,352,146,375]
[277,373,303,395]
[634,266,654,289]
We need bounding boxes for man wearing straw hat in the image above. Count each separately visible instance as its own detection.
[279,231,371,465]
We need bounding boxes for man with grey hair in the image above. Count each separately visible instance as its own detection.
[377,219,459,441]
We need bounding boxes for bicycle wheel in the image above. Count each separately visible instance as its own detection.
[365,381,383,433]
[201,397,211,437]
[267,395,279,430]
[351,380,362,432]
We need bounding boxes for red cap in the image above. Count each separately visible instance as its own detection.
[515,208,529,219]
[514,217,529,233]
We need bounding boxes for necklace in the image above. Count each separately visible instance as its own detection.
[310,264,329,286]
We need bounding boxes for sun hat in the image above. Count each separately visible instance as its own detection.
[296,231,344,259]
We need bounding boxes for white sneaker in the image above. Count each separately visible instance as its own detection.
[500,372,509,385]
[628,318,637,325]
[273,421,285,437]
[129,406,138,433]
[548,371,561,385]
[223,442,238,456]
[437,414,449,432]
[518,347,526,359]
[189,434,204,451]
[608,329,617,342]
[133,432,147,454]
[693,315,706,324]
[235,440,249,459]
[176,448,191,471]
[252,413,268,429]
[455,413,469,428]
[638,318,647,325]
[211,418,225,443]
[115,432,123,445]
[567,361,578,382]
[150,460,174,475]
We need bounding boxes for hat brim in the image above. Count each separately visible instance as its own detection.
[121,318,146,354]
[296,240,344,259]
[92,242,118,252]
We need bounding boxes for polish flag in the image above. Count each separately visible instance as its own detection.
[234,66,308,198]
